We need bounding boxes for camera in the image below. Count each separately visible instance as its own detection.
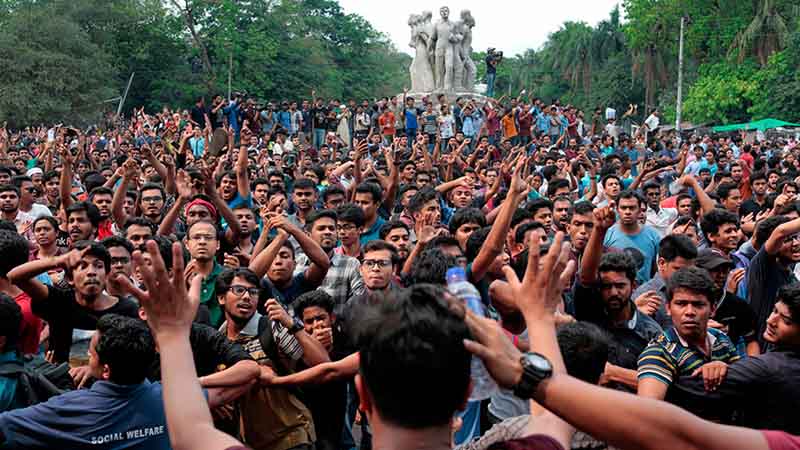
[486,47,503,64]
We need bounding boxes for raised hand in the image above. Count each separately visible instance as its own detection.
[176,170,194,201]
[593,202,617,230]
[265,298,294,328]
[58,247,91,270]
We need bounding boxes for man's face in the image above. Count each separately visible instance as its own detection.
[723,189,742,213]
[668,288,712,342]
[0,190,19,213]
[699,171,711,185]
[234,208,256,235]
[730,165,742,182]
[253,183,269,206]
[644,187,660,210]
[657,256,693,280]
[677,198,693,216]
[709,223,739,253]
[301,306,334,349]
[72,254,107,297]
[616,197,640,226]
[567,213,593,251]
[413,199,442,226]
[337,221,362,246]
[764,301,800,347]
[552,200,571,230]
[531,207,553,230]
[401,164,416,182]
[268,246,295,284]
[67,210,94,243]
[752,179,767,196]
[354,193,378,221]
[92,193,113,219]
[218,276,259,324]
[126,224,153,251]
[454,222,482,250]
[140,188,164,218]
[360,249,394,291]
[778,233,800,263]
[768,173,779,189]
[385,228,411,260]
[187,223,219,262]
[783,184,798,197]
[218,174,237,201]
[450,185,473,209]
[604,178,621,198]
[598,271,632,313]
[108,246,132,280]
[293,187,317,212]
[310,217,337,253]
[19,181,35,206]
[269,176,285,190]
[322,193,343,210]
[45,178,59,198]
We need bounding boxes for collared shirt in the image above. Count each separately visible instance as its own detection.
[200,262,224,328]
[631,273,672,329]
[638,327,740,387]
[0,380,171,449]
[295,253,365,313]
[645,207,679,238]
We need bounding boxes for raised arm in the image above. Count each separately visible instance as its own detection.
[234,130,250,200]
[579,203,615,285]
[470,161,527,283]
[110,162,134,228]
[248,229,289,279]
[269,216,330,286]
[381,146,399,213]
[765,215,800,255]
[9,249,87,302]
[58,145,75,210]
[678,175,716,216]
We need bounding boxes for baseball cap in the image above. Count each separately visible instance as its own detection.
[695,249,733,271]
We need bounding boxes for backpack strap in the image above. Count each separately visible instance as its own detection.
[0,359,24,377]
[257,316,291,376]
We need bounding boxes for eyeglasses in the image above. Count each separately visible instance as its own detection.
[362,259,392,269]
[141,196,163,204]
[189,234,217,242]
[229,285,260,298]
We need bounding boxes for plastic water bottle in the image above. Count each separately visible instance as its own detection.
[446,267,498,401]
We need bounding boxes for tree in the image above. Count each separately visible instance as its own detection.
[730,0,793,65]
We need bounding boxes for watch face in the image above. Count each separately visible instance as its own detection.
[526,353,551,371]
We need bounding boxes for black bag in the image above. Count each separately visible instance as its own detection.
[0,354,74,409]
[257,316,292,377]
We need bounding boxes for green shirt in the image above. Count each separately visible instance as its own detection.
[200,263,224,328]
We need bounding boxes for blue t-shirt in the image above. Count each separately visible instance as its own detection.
[0,380,171,449]
[360,216,387,246]
[603,224,661,284]
[405,108,419,130]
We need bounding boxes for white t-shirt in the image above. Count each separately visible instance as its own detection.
[27,203,52,219]
[645,113,660,131]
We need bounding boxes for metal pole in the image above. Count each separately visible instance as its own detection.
[675,16,685,134]
[227,53,233,100]
[116,72,135,118]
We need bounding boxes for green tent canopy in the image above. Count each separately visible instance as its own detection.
[712,118,800,132]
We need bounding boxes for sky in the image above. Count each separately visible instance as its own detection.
[338,0,623,57]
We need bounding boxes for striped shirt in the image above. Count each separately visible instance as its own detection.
[638,327,740,386]
[219,312,303,367]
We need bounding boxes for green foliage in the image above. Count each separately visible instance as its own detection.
[682,62,759,124]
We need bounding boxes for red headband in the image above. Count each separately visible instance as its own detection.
[184,198,218,220]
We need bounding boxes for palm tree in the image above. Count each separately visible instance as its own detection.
[542,21,597,93]
[730,0,794,65]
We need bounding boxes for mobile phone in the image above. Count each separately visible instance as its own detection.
[47,129,55,142]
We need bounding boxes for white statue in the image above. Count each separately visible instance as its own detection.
[457,10,476,91]
[407,5,478,94]
[408,11,435,92]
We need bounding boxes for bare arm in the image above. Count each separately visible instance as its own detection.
[59,147,74,210]
[679,175,716,215]
[235,133,250,200]
[294,330,331,367]
[248,230,288,279]
[264,352,359,387]
[765,215,800,255]
[579,205,614,285]
[199,359,260,388]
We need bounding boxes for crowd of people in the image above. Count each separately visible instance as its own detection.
[0,90,798,450]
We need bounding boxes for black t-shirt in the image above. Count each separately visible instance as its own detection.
[147,322,253,381]
[739,199,765,218]
[713,291,758,345]
[747,248,796,349]
[311,107,329,130]
[296,344,348,450]
[190,105,208,127]
[31,286,140,363]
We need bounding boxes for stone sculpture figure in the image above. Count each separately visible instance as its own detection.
[408,11,435,92]
[407,5,478,94]
[457,10,476,91]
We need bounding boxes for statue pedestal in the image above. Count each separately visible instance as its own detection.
[395,90,492,108]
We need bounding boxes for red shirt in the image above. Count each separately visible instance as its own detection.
[764,430,800,450]
[14,292,43,355]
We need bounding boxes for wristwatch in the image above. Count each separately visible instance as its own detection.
[287,319,304,335]
[512,352,553,399]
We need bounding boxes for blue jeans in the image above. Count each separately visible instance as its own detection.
[313,128,326,149]
[486,72,496,97]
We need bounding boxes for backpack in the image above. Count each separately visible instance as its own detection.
[256,316,293,377]
[0,354,74,409]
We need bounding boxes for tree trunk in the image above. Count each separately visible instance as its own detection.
[171,0,216,93]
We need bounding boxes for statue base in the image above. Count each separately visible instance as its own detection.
[395,90,493,108]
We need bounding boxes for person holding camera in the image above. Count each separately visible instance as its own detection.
[485,48,502,97]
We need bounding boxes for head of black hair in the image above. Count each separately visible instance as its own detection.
[0,230,30,278]
[407,187,439,214]
[101,235,134,256]
[379,220,410,240]
[66,201,103,228]
[306,209,338,231]
[293,289,336,318]
[94,314,155,385]
[465,226,491,261]
[449,207,487,235]
[598,252,637,284]
[557,321,611,384]
[666,266,715,304]
[336,203,366,228]
[658,234,698,261]
[0,294,22,353]
[699,208,739,237]
[408,248,457,285]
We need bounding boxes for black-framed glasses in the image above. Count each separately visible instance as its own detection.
[229,285,260,298]
[362,259,392,269]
